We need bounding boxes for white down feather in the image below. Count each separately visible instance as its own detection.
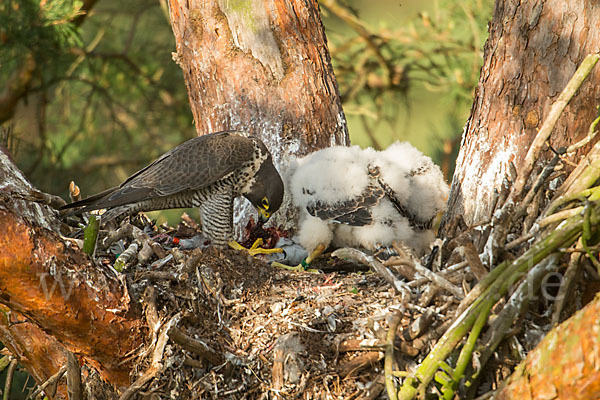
[287,142,449,256]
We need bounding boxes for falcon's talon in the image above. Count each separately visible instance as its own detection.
[228,239,284,257]
[228,240,246,251]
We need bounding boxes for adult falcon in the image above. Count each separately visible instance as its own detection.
[61,131,284,247]
[286,142,448,269]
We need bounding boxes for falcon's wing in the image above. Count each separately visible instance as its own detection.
[306,184,385,226]
[63,131,256,211]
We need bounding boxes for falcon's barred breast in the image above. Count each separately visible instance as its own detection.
[61,131,284,247]
[287,143,449,256]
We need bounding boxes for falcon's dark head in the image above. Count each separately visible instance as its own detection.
[244,156,284,224]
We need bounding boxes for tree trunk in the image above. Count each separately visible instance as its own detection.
[495,294,600,399]
[445,0,600,227]
[167,0,349,236]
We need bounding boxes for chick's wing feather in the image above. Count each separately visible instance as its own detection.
[306,184,384,226]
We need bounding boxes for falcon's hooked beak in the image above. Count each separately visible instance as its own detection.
[257,207,271,225]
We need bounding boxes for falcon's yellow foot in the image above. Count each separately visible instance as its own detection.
[228,238,284,257]
[270,261,320,273]
[270,243,326,273]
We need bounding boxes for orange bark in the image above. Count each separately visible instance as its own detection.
[0,211,144,389]
[496,295,600,399]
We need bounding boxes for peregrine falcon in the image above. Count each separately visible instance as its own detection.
[61,131,284,247]
[286,142,448,266]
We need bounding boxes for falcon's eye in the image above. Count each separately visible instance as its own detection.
[261,197,270,209]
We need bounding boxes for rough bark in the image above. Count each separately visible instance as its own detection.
[495,295,600,399]
[445,0,600,227]
[0,149,145,394]
[167,0,349,236]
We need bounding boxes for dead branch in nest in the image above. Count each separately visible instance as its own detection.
[398,197,596,399]
[458,242,488,281]
[385,310,403,400]
[338,352,383,379]
[167,327,223,366]
[552,241,584,325]
[332,247,410,297]
[118,314,181,400]
[387,244,464,299]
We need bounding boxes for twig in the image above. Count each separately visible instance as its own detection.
[136,270,181,282]
[385,310,403,400]
[339,338,384,352]
[113,242,139,272]
[546,141,600,209]
[581,202,600,273]
[19,189,67,209]
[98,223,133,250]
[332,248,409,296]
[28,366,67,400]
[545,187,600,216]
[460,242,487,281]
[505,232,534,250]
[69,181,81,202]
[567,113,600,153]
[466,255,560,398]
[400,310,435,341]
[552,243,583,325]
[539,206,583,227]
[0,356,9,373]
[66,351,83,400]
[412,261,464,299]
[514,153,561,220]
[406,261,469,288]
[168,327,223,366]
[3,358,17,400]
[338,352,383,378]
[132,226,167,262]
[442,301,490,399]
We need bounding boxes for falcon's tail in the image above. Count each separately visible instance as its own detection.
[60,186,119,216]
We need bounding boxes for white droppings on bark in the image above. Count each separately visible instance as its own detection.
[452,135,518,225]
